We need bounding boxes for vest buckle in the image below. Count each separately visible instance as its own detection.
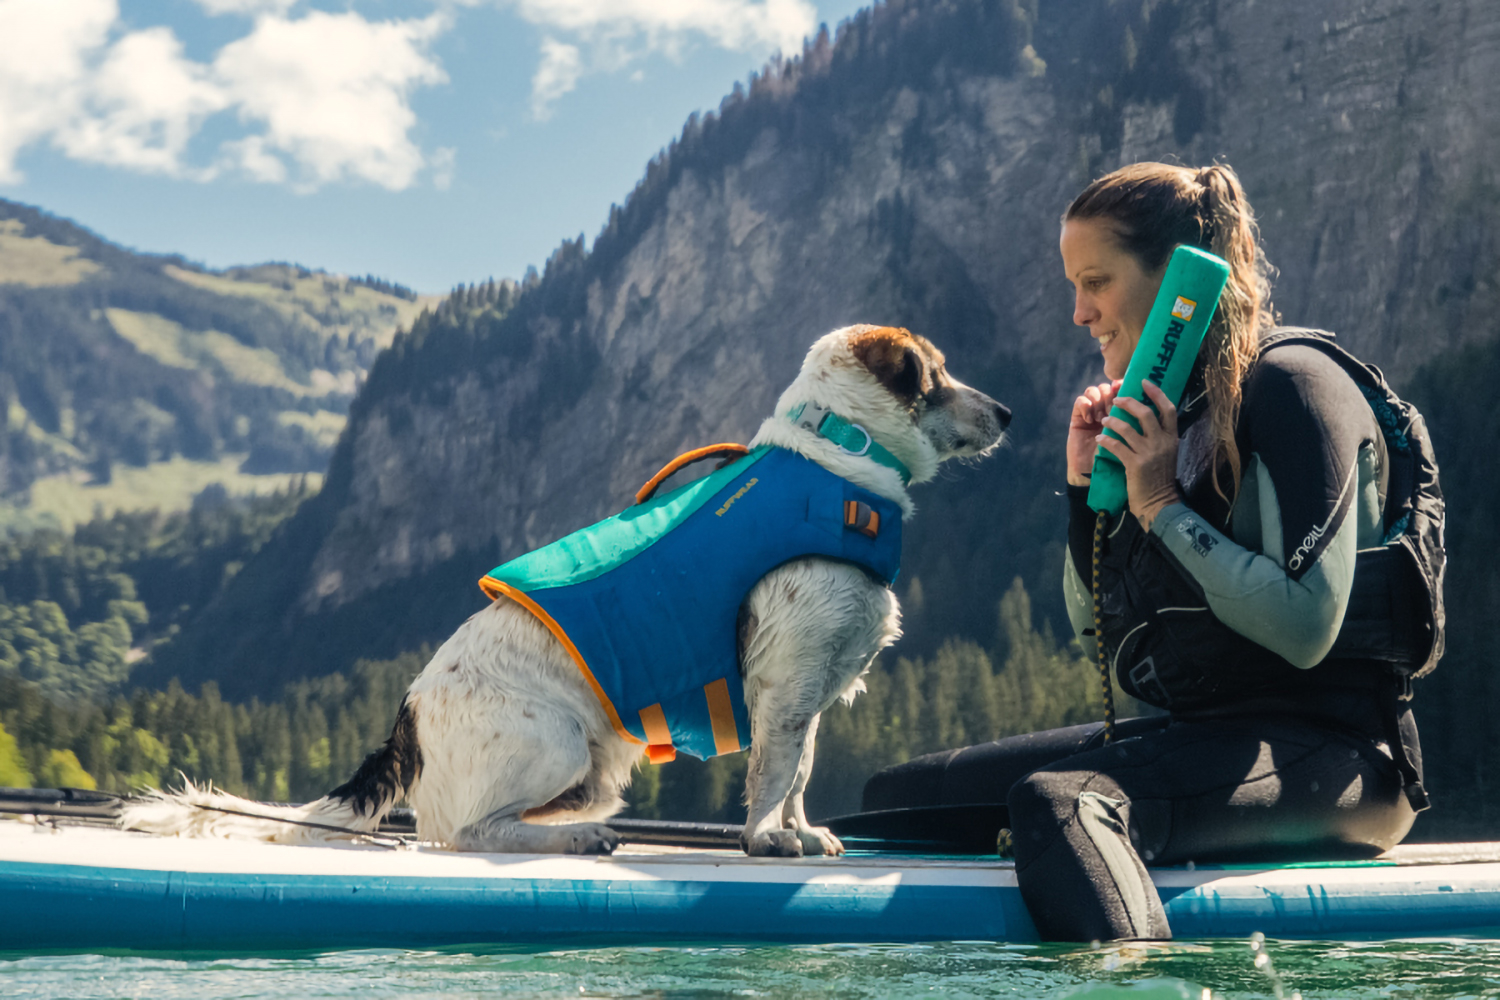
[844,500,880,538]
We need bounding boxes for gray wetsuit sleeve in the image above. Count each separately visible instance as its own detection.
[1146,345,1379,669]
[1150,494,1356,668]
[1063,546,1099,661]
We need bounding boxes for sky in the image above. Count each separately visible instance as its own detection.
[0,0,869,292]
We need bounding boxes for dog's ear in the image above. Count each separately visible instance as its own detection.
[848,326,933,405]
[886,347,924,401]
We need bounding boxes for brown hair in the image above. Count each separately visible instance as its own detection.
[1064,162,1276,503]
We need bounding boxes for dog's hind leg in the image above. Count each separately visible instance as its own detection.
[523,732,639,825]
[417,694,621,855]
[779,714,844,857]
[447,733,622,855]
[453,734,636,851]
[454,809,620,854]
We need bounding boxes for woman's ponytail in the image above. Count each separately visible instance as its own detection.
[1194,164,1274,503]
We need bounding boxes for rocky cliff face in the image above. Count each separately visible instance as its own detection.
[148,0,1500,698]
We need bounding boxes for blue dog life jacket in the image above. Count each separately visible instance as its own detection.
[479,446,903,763]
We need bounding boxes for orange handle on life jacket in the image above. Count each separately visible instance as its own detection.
[635,444,750,505]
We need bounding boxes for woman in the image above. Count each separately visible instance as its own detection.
[864,162,1437,941]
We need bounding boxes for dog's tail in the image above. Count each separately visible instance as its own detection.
[121,696,423,843]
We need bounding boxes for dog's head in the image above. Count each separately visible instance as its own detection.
[777,325,1010,486]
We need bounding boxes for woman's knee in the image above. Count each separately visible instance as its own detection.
[1007,769,1088,856]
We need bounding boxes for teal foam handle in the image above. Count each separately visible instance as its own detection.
[1086,245,1231,515]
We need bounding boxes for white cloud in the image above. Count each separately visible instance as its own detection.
[512,0,814,54]
[219,135,287,184]
[214,11,449,190]
[0,0,812,188]
[0,0,115,183]
[0,2,450,191]
[191,0,298,16]
[530,37,582,120]
[57,27,228,176]
[502,0,816,118]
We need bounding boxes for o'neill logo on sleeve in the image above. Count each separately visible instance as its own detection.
[1287,463,1358,572]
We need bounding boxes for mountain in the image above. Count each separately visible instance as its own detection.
[0,200,433,531]
[141,0,1500,831]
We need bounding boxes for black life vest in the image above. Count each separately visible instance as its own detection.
[1095,330,1446,716]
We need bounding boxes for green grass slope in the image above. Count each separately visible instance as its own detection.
[0,200,435,530]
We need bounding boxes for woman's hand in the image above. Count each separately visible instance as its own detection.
[1066,379,1122,487]
[1095,380,1183,530]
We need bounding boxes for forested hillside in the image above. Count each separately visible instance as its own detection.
[0,200,432,531]
[0,281,515,713]
[0,484,312,704]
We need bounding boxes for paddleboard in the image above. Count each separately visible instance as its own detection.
[2,819,1499,951]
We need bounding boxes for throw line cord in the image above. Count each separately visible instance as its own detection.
[181,801,411,849]
[1092,508,1117,744]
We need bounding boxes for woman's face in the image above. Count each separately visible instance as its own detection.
[1059,218,1164,381]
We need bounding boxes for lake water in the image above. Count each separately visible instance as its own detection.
[5,938,1500,999]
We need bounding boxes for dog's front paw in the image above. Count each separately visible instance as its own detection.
[567,823,620,855]
[795,825,845,857]
[742,828,804,857]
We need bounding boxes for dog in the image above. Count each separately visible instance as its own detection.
[123,325,1009,857]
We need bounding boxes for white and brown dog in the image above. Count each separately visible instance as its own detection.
[125,325,1009,857]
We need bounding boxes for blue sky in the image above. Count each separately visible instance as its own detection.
[0,0,868,291]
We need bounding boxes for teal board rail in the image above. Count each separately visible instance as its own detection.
[3,824,1500,951]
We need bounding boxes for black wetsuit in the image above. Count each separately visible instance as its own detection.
[865,330,1423,941]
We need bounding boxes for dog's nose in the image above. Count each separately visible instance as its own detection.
[994,401,1012,430]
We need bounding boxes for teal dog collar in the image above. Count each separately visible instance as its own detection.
[786,402,912,485]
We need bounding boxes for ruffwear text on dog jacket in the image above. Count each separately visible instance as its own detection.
[479,446,902,762]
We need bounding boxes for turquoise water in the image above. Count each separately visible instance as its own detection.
[5,939,1500,999]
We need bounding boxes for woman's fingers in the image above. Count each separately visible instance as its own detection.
[1074,377,1128,434]
[1079,385,1105,419]
[1068,382,1129,487]
[1088,382,1119,421]
[1107,396,1161,437]
[1100,413,1140,437]
[1091,382,1183,529]
[1094,431,1133,463]
[1098,418,1146,456]
[1071,396,1101,430]
[1140,380,1178,433]
[1105,382,1181,437]
[1073,381,1120,426]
